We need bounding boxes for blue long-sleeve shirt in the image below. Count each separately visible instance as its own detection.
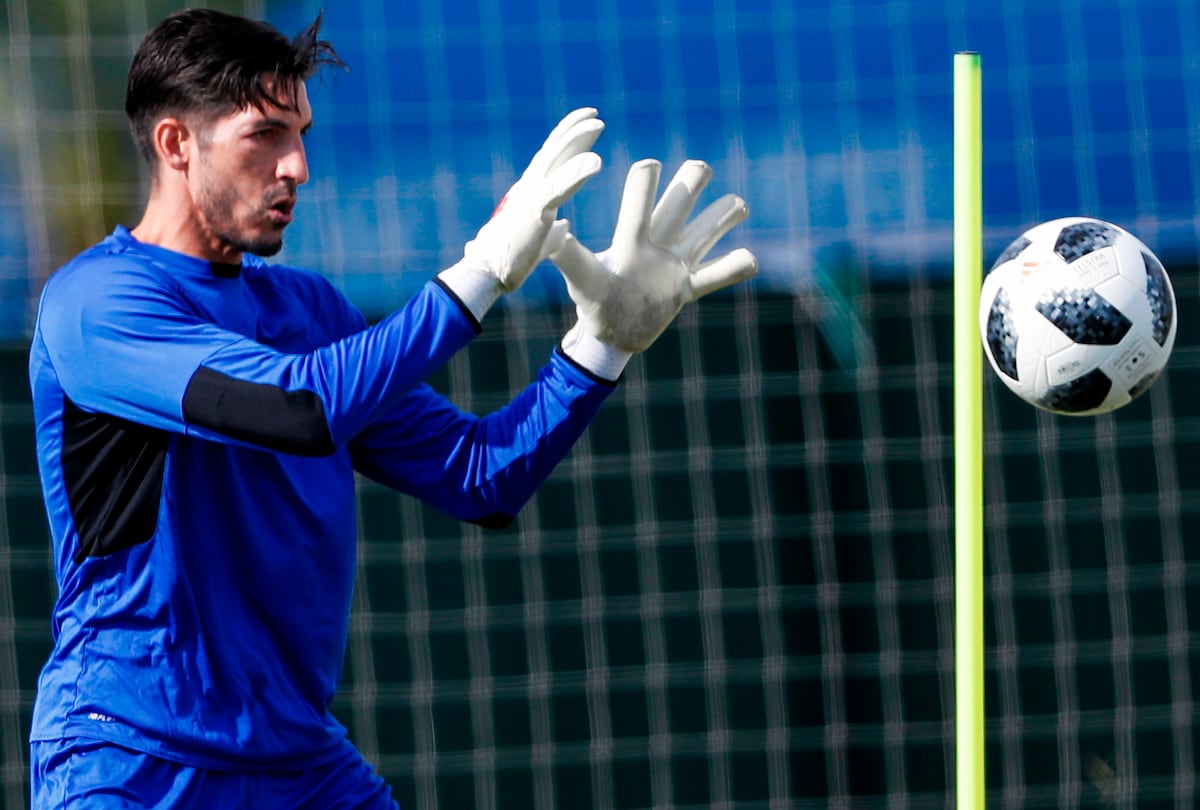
[28,225,614,768]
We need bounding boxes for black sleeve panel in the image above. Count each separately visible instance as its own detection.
[468,512,515,530]
[182,366,336,457]
[62,397,169,564]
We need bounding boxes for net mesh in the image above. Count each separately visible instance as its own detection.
[3,0,1200,808]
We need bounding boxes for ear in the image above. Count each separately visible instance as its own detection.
[150,116,194,174]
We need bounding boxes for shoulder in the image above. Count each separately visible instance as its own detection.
[33,237,200,377]
[40,237,181,318]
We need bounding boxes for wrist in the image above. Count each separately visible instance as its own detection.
[559,322,632,382]
[438,261,505,321]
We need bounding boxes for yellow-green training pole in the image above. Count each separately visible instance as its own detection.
[953,50,985,810]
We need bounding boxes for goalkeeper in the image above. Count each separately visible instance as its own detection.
[27,8,756,809]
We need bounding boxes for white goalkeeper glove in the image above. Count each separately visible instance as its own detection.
[439,108,604,320]
[550,158,757,380]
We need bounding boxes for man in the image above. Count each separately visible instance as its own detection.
[28,8,756,809]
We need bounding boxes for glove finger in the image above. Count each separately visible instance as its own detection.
[542,118,605,175]
[526,108,600,176]
[649,160,712,246]
[612,159,662,257]
[541,151,603,213]
[676,194,750,266]
[689,248,758,301]
[545,106,600,142]
[498,122,601,221]
[550,232,610,302]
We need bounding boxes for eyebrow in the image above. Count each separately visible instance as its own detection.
[253,117,315,135]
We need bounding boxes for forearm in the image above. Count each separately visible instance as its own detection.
[352,350,616,526]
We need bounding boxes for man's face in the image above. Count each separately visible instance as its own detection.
[189,77,312,258]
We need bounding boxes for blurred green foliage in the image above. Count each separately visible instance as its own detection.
[0,0,264,278]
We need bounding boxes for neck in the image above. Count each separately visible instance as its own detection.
[131,181,242,265]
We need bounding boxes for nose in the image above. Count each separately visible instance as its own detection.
[279,137,309,186]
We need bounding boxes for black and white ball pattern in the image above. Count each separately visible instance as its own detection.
[979,217,1176,416]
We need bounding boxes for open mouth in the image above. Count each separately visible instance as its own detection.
[268,199,296,224]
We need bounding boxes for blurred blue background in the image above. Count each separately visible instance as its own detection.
[274,0,1200,315]
[2,0,1197,332]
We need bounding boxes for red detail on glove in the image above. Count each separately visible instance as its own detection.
[492,194,509,219]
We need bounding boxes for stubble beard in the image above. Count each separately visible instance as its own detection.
[197,171,288,259]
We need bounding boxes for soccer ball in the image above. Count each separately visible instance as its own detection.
[979,217,1176,416]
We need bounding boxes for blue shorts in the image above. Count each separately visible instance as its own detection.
[30,736,399,810]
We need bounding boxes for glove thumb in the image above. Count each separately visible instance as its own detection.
[550,232,609,303]
[540,219,570,261]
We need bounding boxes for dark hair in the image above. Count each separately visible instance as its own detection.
[125,9,345,165]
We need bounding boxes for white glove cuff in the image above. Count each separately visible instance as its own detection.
[438,260,505,322]
[560,322,632,382]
